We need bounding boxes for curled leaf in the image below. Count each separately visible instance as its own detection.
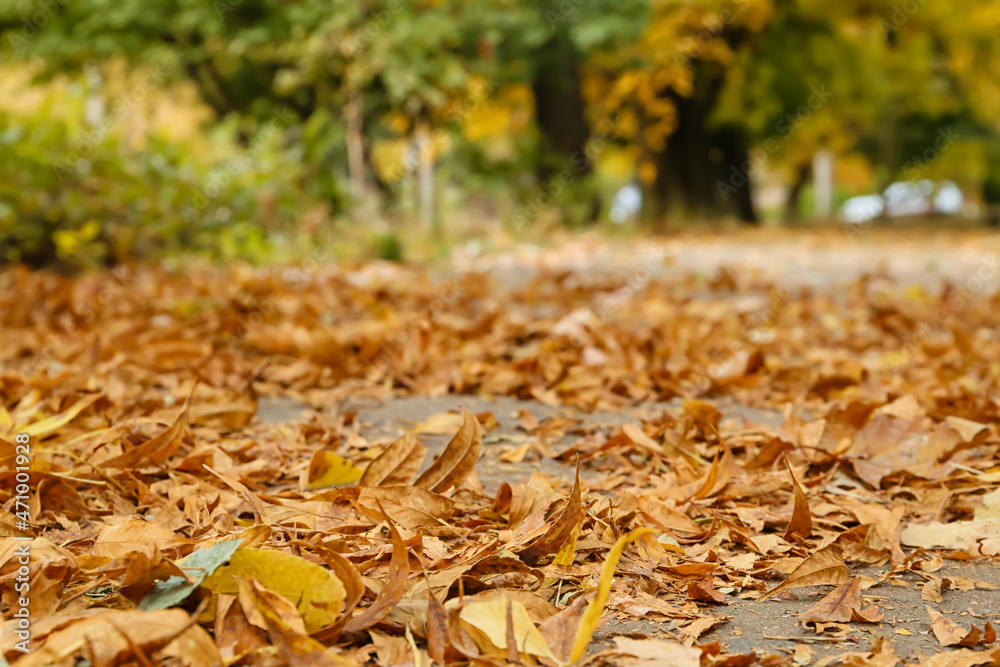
[413,406,482,493]
[761,544,849,601]
[358,432,426,486]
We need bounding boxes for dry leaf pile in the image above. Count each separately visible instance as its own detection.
[2,254,1000,666]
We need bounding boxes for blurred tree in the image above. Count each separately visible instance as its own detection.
[5,0,1000,236]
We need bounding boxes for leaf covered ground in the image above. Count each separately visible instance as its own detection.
[3,231,1000,666]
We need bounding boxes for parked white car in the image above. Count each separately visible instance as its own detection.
[840,180,964,223]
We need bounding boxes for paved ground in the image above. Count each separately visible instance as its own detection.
[256,394,1000,662]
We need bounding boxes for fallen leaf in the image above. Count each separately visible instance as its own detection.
[413,406,482,493]
[355,485,455,529]
[342,518,409,633]
[612,637,701,666]
[799,578,883,627]
[455,594,558,662]
[520,466,585,564]
[358,432,426,486]
[410,411,465,434]
[784,460,813,540]
[306,450,363,488]
[929,606,993,647]
[12,609,193,667]
[688,575,727,604]
[140,540,240,611]
[761,544,850,600]
[201,548,346,633]
[93,520,193,560]
[902,520,1000,551]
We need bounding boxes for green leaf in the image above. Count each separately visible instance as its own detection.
[139,540,240,611]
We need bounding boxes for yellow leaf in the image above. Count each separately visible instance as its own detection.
[553,522,581,567]
[13,394,101,439]
[456,595,558,662]
[543,522,582,588]
[202,549,345,633]
[570,527,656,663]
[306,450,363,489]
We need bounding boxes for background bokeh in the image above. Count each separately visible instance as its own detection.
[2,0,1000,269]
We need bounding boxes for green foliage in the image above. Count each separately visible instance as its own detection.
[0,82,324,270]
[374,231,405,263]
[2,0,1000,261]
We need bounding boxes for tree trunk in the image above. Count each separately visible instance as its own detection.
[649,89,758,226]
[345,91,366,214]
[783,162,811,222]
[531,33,592,183]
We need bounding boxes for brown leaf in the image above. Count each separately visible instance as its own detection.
[240,577,355,665]
[100,407,187,469]
[783,460,812,540]
[341,517,410,634]
[761,544,850,600]
[929,606,989,647]
[426,590,450,667]
[355,485,456,529]
[537,596,588,664]
[690,446,733,501]
[519,465,585,565]
[921,576,944,603]
[504,596,520,664]
[413,406,483,493]
[688,575,727,604]
[292,541,365,643]
[12,609,193,667]
[358,432,426,486]
[93,520,193,560]
[799,578,883,627]
[682,399,722,436]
